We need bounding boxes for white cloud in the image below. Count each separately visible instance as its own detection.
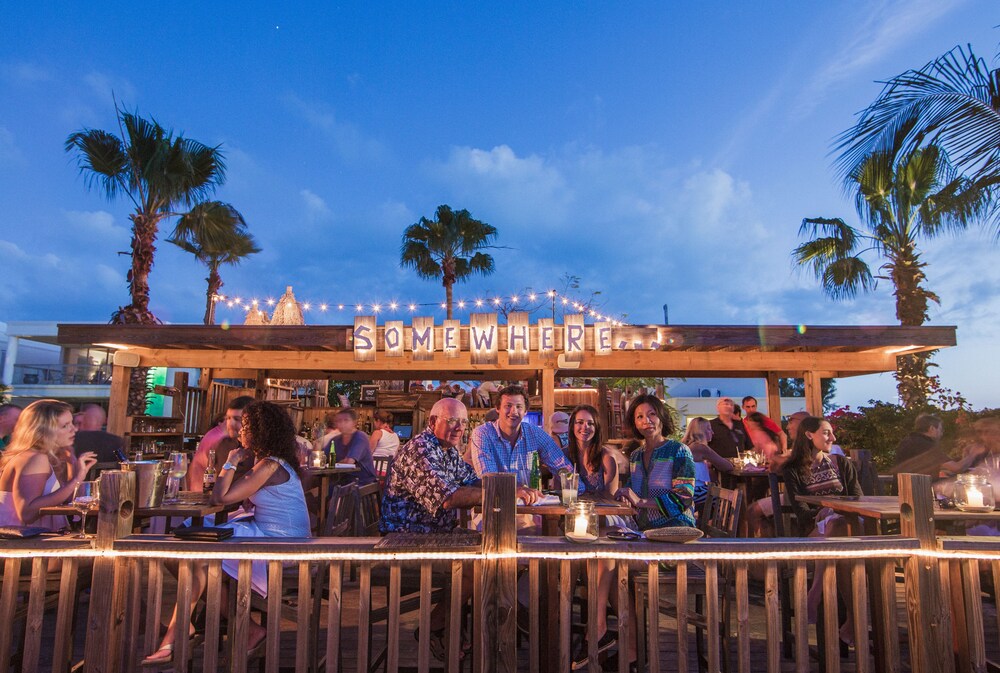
[62,210,129,243]
[300,189,332,221]
[283,93,389,164]
[1,61,52,84]
[82,71,137,104]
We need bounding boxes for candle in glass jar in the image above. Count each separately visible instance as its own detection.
[966,485,984,509]
[573,514,589,536]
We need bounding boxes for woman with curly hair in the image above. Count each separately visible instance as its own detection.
[143,400,310,667]
[0,399,97,530]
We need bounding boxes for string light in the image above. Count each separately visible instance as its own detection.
[213,286,630,324]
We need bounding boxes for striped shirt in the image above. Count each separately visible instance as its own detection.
[628,440,696,529]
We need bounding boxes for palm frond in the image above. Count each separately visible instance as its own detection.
[820,256,876,300]
[64,129,129,200]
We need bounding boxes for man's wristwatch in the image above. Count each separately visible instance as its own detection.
[222,462,237,472]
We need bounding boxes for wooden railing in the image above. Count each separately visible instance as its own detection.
[1,473,998,673]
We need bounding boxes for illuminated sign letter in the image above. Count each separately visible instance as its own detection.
[443,319,460,358]
[470,313,498,365]
[595,322,612,356]
[411,317,435,361]
[353,316,376,362]
[563,313,584,363]
[537,318,555,358]
[384,321,404,357]
[507,311,530,365]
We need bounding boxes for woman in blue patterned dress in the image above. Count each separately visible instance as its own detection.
[614,394,696,530]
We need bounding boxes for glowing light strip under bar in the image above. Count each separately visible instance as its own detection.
[1,547,997,562]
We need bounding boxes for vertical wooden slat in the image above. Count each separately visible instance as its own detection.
[143,559,164,657]
[174,559,194,673]
[479,473,518,673]
[899,473,954,673]
[705,561,720,673]
[265,560,282,673]
[793,562,809,672]
[676,562,688,673]
[419,563,433,673]
[736,564,750,673]
[959,558,986,672]
[121,558,140,673]
[647,562,660,673]
[0,557,22,668]
[616,562,630,673]
[559,560,572,673]
[586,559,599,673]
[53,557,81,673]
[993,560,1000,662]
[296,560,312,673]
[875,559,900,673]
[387,564,401,673]
[448,560,463,673]
[325,561,343,673]
[203,561,223,673]
[21,556,47,673]
[472,558,482,673]
[851,560,871,673]
[529,558,540,673]
[764,562,780,673]
[357,563,371,673]
[821,562,840,673]
[232,559,253,673]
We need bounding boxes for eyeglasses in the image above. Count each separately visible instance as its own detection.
[441,417,470,428]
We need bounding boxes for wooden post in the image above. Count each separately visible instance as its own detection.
[85,470,136,673]
[479,473,517,673]
[107,364,130,436]
[254,370,267,400]
[803,371,822,417]
[541,368,555,433]
[765,372,782,425]
[898,473,954,673]
[197,368,215,434]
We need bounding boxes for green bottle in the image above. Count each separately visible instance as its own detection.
[529,451,541,490]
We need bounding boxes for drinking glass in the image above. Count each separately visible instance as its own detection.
[71,481,100,538]
[165,452,188,502]
[560,472,579,506]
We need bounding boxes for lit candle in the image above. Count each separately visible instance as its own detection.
[574,513,589,536]
[966,486,984,509]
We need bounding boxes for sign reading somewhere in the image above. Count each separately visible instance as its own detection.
[350,313,659,362]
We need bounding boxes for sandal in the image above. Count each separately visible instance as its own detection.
[141,644,173,667]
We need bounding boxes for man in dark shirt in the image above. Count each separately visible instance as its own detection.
[894,413,943,465]
[73,404,126,463]
[708,397,750,459]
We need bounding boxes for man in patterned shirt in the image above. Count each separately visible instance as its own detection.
[381,397,539,533]
[468,384,572,485]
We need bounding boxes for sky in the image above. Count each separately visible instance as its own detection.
[1,2,997,409]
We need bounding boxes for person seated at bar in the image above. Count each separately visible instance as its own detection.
[468,384,573,489]
[369,409,400,460]
[614,393,696,529]
[187,395,255,491]
[741,396,787,454]
[331,408,377,486]
[566,404,637,667]
[142,400,311,666]
[0,399,97,533]
[313,410,341,454]
[781,416,861,643]
[681,417,734,508]
[72,403,126,467]
[744,411,783,466]
[708,397,751,461]
[381,398,538,661]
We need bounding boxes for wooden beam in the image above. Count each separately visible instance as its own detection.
[803,371,822,416]
[107,364,130,436]
[765,372,782,423]
[541,368,555,433]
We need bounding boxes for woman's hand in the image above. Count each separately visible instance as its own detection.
[73,452,98,482]
[226,447,247,466]
[615,487,642,508]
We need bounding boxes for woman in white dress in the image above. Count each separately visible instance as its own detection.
[0,399,97,535]
[143,401,310,667]
[369,409,400,459]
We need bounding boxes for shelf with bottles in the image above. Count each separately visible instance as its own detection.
[125,416,186,458]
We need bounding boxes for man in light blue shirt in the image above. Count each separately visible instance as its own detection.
[469,384,572,485]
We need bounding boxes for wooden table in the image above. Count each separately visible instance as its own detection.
[795,494,1000,535]
[303,464,361,534]
[42,491,228,532]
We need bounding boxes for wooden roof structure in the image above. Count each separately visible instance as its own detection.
[59,322,955,433]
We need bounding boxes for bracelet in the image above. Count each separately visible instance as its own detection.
[222,462,237,471]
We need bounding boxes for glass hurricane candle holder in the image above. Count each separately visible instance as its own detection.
[310,449,328,468]
[564,501,598,542]
[954,473,995,512]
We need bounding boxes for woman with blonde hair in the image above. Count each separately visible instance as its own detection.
[0,399,97,529]
[681,416,734,506]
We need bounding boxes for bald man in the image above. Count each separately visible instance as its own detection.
[73,403,126,464]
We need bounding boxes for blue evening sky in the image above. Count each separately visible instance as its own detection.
[1,2,997,408]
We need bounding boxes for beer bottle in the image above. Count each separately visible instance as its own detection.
[529,451,541,490]
[203,449,217,494]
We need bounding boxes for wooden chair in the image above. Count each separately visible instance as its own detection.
[635,486,743,673]
[355,482,382,537]
[373,456,391,489]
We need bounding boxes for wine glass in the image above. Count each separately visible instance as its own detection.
[71,481,100,538]
[165,452,188,502]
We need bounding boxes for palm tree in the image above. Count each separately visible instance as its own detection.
[400,205,498,318]
[65,107,227,324]
[794,146,989,406]
[835,44,1000,234]
[167,201,261,325]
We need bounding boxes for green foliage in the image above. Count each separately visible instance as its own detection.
[778,377,838,412]
[327,380,370,406]
[0,383,10,404]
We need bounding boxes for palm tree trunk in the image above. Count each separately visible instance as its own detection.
[889,246,937,407]
[204,262,223,325]
[445,282,453,319]
[442,258,456,320]
[114,213,160,325]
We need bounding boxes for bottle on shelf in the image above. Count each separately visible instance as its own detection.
[203,449,217,494]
